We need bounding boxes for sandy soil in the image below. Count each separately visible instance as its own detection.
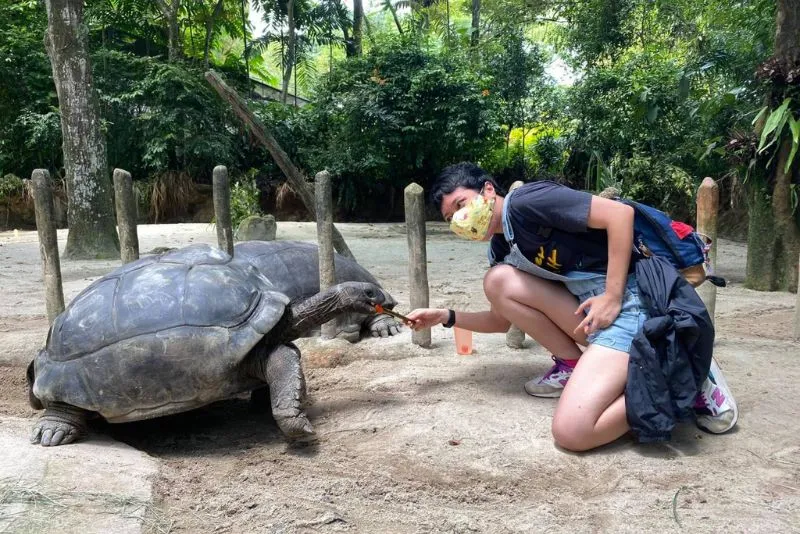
[1,222,798,533]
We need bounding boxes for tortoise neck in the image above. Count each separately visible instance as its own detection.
[280,288,343,341]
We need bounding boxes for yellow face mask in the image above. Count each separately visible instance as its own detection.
[449,192,495,241]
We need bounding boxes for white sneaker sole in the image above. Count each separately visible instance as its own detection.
[523,383,564,398]
[696,357,739,434]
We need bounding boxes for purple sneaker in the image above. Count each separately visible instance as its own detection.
[524,356,574,398]
[695,357,739,434]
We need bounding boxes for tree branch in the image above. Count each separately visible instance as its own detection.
[205,70,355,260]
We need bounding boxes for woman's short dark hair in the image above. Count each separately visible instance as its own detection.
[429,162,504,211]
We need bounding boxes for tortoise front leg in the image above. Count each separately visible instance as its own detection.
[365,313,402,338]
[249,343,313,439]
[31,403,88,447]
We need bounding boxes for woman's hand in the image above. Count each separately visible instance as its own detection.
[574,293,622,336]
[406,308,449,331]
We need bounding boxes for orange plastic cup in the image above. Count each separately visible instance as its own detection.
[454,327,473,355]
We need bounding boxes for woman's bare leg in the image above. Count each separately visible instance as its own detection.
[551,344,630,451]
[483,264,587,359]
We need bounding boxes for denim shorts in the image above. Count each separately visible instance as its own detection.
[564,273,647,353]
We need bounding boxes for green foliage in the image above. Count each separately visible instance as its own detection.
[93,49,243,180]
[613,155,696,220]
[482,125,568,183]
[0,0,59,176]
[296,36,501,214]
[482,31,547,127]
[230,172,265,228]
[0,174,24,203]
[755,99,800,172]
[0,0,787,225]
[557,0,635,65]
[584,151,618,194]
[568,50,694,159]
[582,152,694,218]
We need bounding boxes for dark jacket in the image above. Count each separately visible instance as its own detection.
[626,256,714,442]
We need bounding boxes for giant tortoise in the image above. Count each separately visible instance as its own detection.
[27,244,393,447]
[234,240,402,342]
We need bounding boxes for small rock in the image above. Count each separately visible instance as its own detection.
[236,215,277,241]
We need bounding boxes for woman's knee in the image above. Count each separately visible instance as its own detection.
[551,414,594,452]
[483,264,517,304]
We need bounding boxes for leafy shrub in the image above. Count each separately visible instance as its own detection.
[613,154,696,220]
[295,36,501,217]
[482,125,568,184]
[230,172,264,229]
[93,49,244,182]
[0,174,24,202]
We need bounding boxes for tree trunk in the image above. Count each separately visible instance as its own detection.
[281,0,295,104]
[745,183,778,290]
[776,0,800,64]
[745,143,800,292]
[774,0,800,293]
[746,0,800,292]
[384,0,403,36]
[771,138,800,291]
[352,0,363,57]
[156,0,182,61]
[470,0,480,47]
[445,0,450,45]
[363,12,376,48]
[44,0,119,260]
[204,0,225,68]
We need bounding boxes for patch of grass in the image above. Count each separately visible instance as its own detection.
[0,478,173,534]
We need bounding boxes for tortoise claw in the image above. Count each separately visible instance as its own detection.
[31,405,86,447]
[368,314,402,338]
[275,415,315,440]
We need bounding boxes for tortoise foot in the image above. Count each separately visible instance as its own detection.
[31,404,87,447]
[274,412,315,440]
[366,314,401,338]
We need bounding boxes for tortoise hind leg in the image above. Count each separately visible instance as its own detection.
[250,343,313,439]
[31,403,88,447]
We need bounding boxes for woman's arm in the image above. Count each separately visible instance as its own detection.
[406,308,511,334]
[575,196,634,335]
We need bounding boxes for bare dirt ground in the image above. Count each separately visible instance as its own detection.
[1,222,798,533]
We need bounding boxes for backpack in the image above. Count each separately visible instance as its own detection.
[621,199,725,288]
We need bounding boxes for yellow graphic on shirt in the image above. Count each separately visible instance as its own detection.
[534,247,545,266]
[546,249,562,270]
[533,246,561,271]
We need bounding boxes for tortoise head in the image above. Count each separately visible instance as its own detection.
[281,282,396,342]
[331,282,395,314]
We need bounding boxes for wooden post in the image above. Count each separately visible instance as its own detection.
[696,177,719,321]
[205,70,354,260]
[213,165,234,256]
[31,169,65,324]
[113,168,139,263]
[506,180,526,348]
[405,183,430,348]
[316,170,337,340]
